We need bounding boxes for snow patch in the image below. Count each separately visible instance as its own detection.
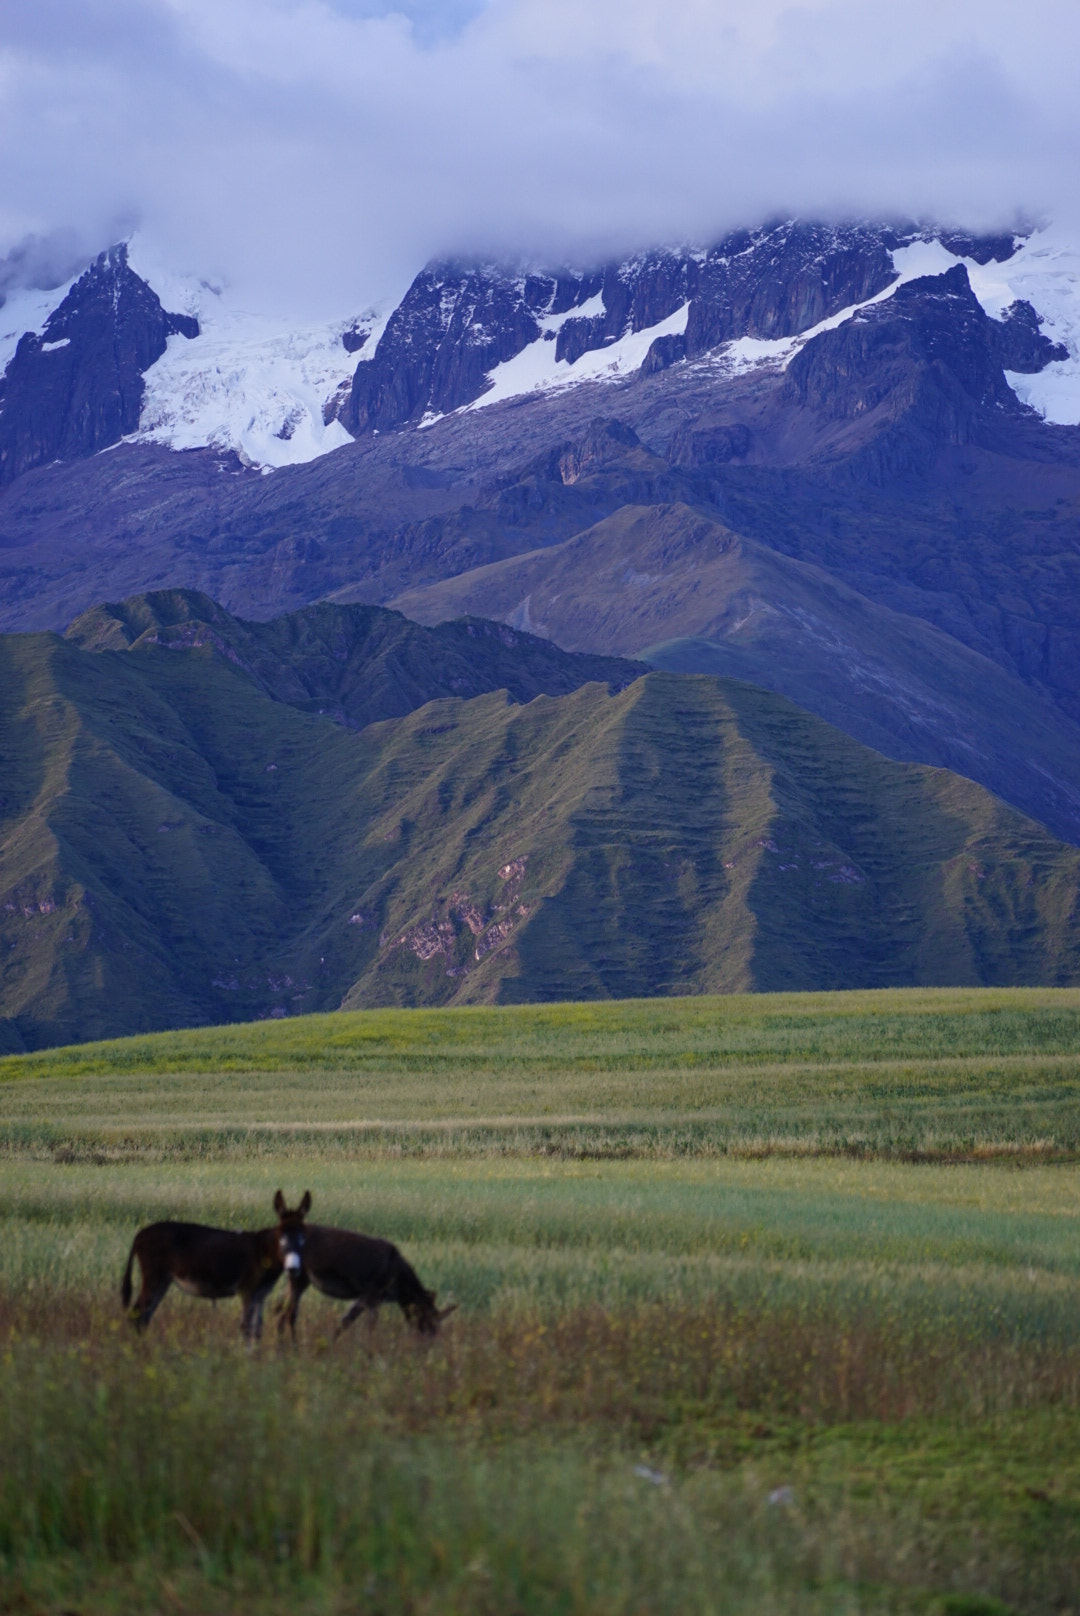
[467,301,690,412]
[135,310,363,469]
[126,237,384,469]
[545,289,605,327]
[0,280,77,373]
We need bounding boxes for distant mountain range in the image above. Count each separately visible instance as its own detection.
[1,217,1079,1043]
[2,589,1079,1053]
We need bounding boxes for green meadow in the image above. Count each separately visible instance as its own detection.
[1,989,1079,1614]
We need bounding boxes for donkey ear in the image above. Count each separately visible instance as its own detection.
[300,1190,312,1216]
[273,1190,286,1216]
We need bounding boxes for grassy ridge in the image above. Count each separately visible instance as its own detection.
[5,603,1080,1052]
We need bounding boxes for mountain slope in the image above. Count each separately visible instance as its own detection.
[64,588,643,728]
[392,501,1080,848]
[0,230,1077,716]
[2,615,1080,1050]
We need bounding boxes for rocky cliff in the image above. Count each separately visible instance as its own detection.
[0,245,198,485]
[781,264,1070,477]
[343,262,603,433]
[342,222,1026,433]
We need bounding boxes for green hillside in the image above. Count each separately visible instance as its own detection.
[3,604,1080,1049]
[65,587,642,725]
[392,502,1080,846]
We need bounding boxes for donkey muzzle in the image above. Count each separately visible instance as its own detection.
[284,1253,302,1272]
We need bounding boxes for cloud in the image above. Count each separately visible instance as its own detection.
[0,0,1076,317]
[0,227,90,300]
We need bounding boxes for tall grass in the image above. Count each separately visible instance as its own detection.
[3,992,1080,1612]
[2,1300,1079,1615]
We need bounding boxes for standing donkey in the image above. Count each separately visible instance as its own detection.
[121,1190,311,1340]
[278,1223,456,1340]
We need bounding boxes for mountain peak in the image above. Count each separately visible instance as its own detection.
[0,243,199,485]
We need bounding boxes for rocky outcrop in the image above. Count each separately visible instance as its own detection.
[343,263,602,433]
[667,421,751,468]
[683,221,899,358]
[989,300,1069,373]
[555,250,696,363]
[640,333,686,375]
[0,244,198,486]
[781,265,1039,472]
[935,230,1018,265]
[341,324,369,354]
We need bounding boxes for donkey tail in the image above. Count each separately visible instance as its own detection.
[120,1238,137,1310]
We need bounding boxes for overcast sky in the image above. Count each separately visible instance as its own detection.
[0,0,1076,316]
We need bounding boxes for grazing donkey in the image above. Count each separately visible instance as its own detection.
[120,1190,311,1339]
[278,1224,456,1340]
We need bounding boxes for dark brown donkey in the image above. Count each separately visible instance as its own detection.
[279,1224,456,1340]
[120,1190,311,1339]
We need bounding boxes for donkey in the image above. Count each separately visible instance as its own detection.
[120,1190,311,1340]
[278,1223,456,1340]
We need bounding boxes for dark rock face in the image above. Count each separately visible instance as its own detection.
[667,421,751,467]
[683,222,899,358]
[936,230,1018,265]
[0,244,198,486]
[542,417,645,483]
[782,265,1030,467]
[343,263,602,434]
[989,300,1069,373]
[555,251,696,363]
[640,333,686,375]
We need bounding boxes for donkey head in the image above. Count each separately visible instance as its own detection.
[272,1189,312,1274]
[410,1287,459,1336]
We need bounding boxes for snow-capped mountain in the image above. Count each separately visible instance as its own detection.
[1,218,1078,482]
[338,220,1080,441]
[0,244,199,486]
[457,230,1080,421]
[2,211,1080,867]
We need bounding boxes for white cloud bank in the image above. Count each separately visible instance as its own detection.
[0,0,1078,316]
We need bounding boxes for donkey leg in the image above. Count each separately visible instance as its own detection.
[278,1271,309,1341]
[130,1276,171,1332]
[240,1297,258,1343]
[337,1298,376,1337]
[241,1290,268,1344]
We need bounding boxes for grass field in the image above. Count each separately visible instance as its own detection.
[2,989,1080,1613]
